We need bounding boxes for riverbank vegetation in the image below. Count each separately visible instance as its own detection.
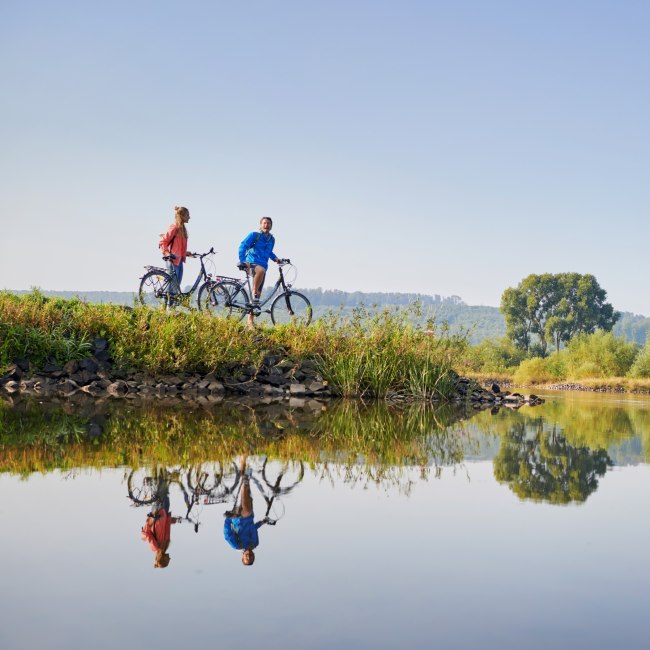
[457,330,650,389]
[0,290,465,400]
[456,272,650,390]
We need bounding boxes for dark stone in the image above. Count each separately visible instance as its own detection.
[15,358,31,372]
[57,379,80,397]
[92,337,108,352]
[63,360,80,376]
[42,362,64,374]
[107,380,128,397]
[69,370,98,386]
[93,350,111,363]
[3,380,20,393]
[79,357,99,374]
[1,364,23,382]
[491,383,500,393]
[256,374,287,387]
[88,422,103,438]
[81,380,110,396]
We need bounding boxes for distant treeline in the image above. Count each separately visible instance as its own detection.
[8,288,650,345]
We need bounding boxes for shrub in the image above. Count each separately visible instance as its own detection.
[628,335,650,378]
[458,337,524,374]
[512,357,555,385]
[563,331,638,379]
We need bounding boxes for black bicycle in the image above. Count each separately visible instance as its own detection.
[202,259,313,326]
[138,248,221,310]
[126,466,210,533]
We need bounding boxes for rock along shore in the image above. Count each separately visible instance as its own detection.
[0,337,543,411]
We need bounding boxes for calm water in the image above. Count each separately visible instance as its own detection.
[1,391,649,650]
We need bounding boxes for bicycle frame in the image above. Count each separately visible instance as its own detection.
[141,248,219,305]
[223,263,291,315]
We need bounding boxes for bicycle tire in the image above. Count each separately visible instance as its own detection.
[197,281,218,312]
[270,291,312,326]
[262,459,305,495]
[205,280,249,321]
[127,468,159,505]
[138,270,174,308]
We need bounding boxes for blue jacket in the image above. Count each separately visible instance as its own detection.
[224,515,262,550]
[239,231,277,269]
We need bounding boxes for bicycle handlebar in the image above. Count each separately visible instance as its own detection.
[237,258,291,270]
[163,247,215,262]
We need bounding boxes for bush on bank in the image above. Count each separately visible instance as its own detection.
[0,291,465,400]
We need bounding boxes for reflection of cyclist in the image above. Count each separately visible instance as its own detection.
[238,217,282,326]
[141,477,178,568]
[223,456,268,566]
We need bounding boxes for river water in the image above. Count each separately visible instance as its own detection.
[0,391,648,650]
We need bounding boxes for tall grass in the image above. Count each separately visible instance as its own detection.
[0,291,465,400]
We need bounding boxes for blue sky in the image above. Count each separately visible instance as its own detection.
[2,0,649,314]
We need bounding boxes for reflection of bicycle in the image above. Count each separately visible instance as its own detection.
[202,260,312,326]
[126,466,206,532]
[138,248,221,310]
[248,458,304,524]
[188,461,242,503]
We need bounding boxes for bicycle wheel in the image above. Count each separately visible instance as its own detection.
[204,280,249,321]
[271,291,312,326]
[262,459,305,495]
[138,270,173,308]
[197,281,217,312]
[127,468,159,505]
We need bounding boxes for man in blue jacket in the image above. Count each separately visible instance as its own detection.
[238,216,282,325]
[223,456,267,566]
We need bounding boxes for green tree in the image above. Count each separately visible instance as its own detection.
[500,273,619,355]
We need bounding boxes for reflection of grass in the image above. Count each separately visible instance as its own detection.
[0,398,471,478]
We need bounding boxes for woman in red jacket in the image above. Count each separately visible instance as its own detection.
[159,206,194,288]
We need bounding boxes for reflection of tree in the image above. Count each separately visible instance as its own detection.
[493,422,612,504]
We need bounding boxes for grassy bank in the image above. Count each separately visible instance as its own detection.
[0,291,465,400]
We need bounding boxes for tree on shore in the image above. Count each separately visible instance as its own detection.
[500,273,619,355]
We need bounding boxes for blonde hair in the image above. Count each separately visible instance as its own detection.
[174,206,189,239]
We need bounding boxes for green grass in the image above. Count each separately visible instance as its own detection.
[0,291,465,400]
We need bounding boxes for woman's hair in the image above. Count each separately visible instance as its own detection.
[174,206,189,238]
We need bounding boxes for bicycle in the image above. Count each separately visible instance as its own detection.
[126,466,209,533]
[201,259,313,326]
[138,247,221,310]
[249,458,305,524]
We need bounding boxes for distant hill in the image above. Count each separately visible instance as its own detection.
[7,288,649,345]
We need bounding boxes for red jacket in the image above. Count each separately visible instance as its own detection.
[142,509,172,551]
[159,225,188,267]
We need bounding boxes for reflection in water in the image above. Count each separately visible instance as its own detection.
[125,455,305,567]
[493,422,612,503]
[2,392,650,508]
[140,473,174,568]
[2,393,650,649]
